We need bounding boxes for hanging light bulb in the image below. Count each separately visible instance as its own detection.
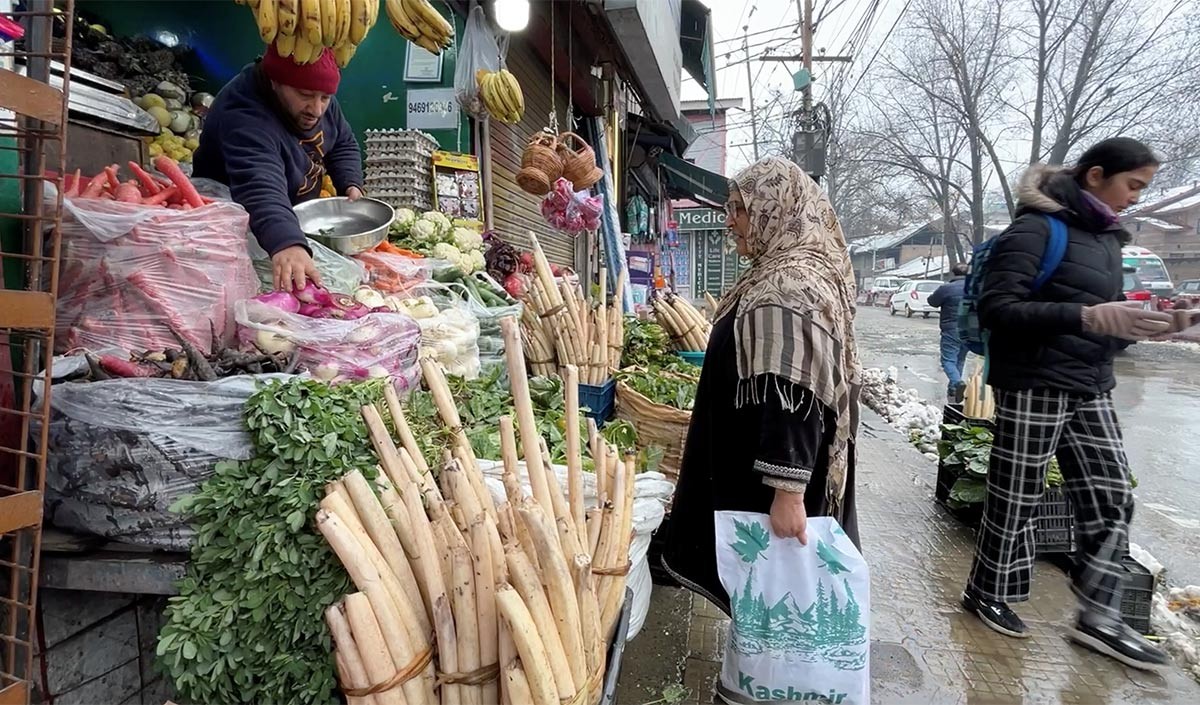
[494,0,530,32]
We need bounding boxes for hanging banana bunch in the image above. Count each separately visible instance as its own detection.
[476,68,525,124]
[244,0,377,68]
[385,0,455,54]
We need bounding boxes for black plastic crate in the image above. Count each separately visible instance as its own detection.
[1121,554,1156,635]
[942,403,996,432]
[1033,486,1077,555]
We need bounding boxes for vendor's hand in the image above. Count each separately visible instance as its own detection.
[345,186,364,201]
[769,489,808,544]
[272,245,322,291]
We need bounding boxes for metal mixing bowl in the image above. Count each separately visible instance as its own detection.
[294,197,394,255]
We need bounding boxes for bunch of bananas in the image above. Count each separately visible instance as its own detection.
[476,68,524,124]
[237,0,377,68]
[384,0,454,55]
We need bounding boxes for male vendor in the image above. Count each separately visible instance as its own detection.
[194,44,363,291]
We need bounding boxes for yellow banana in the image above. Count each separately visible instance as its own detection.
[275,32,297,57]
[256,0,278,43]
[248,0,261,11]
[319,0,338,44]
[502,69,525,115]
[332,0,352,46]
[348,0,370,43]
[293,33,315,64]
[413,33,442,55]
[276,0,298,37]
[334,42,357,68]
[486,73,510,118]
[401,0,437,39]
[297,0,322,45]
[365,0,379,31]
[385,0,419,40]
[407,0,452,41]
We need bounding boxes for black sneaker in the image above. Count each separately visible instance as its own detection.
[962,590,1030,638]
[1069,619,1171,672]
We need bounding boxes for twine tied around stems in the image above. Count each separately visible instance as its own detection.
[341,644,434,697]
[437,661,501,686]
[592,560,631,577]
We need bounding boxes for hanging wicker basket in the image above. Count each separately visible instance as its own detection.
[517,132,564,196]
[557,131,604,191]
[615,377,691,484]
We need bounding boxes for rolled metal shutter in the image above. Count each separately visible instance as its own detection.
[489,40,577,267]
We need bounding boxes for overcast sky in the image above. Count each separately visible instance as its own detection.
[684,0,905,174]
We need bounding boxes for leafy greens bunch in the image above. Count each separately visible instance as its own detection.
[158,378,388,705]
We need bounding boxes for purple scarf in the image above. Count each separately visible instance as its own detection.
[1081,190,1121,228]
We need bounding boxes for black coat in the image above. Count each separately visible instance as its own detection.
[980,167,1128,395]
[928,277,965,335]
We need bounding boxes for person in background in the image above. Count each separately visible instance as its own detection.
[961,137,1173,671]
[662,156,861,612]
[194,44,364,292]
[928,262,971,402]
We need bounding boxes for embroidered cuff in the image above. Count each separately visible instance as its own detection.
[763,475,809,494]
[753,458,813,484]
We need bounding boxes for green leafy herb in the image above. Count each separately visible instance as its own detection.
[158,378,388,705]
[615,367,700,411]
[938,422,1067,508]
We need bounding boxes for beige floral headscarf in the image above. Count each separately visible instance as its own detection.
[716,156,861,511]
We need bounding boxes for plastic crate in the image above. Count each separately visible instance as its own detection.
[676,351,705,366]
[1121,553,1156,635]
[579,379,616,426]
[1033,486,1076,554]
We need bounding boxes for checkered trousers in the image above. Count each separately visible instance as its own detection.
[967,389,1134,621]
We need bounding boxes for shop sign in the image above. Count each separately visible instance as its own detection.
[406,88,459,130]
[692,230,749,297]
[676,207,725,231]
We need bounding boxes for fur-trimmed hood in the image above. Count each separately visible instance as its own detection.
[1016,163,1070,213]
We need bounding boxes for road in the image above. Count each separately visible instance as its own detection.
[854,304,1200,587]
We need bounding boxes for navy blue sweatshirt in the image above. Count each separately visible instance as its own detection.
[193,62,363,256]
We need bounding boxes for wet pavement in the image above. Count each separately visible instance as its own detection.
[853,305,1200,588]
[652,409,1200,704]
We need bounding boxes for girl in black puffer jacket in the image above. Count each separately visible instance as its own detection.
[962,138,1178,671]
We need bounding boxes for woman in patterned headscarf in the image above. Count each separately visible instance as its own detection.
[662,156,862,614]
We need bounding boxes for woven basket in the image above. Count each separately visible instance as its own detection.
[556,132,603,191]
[615,379,691,482]
[517,133,564,196]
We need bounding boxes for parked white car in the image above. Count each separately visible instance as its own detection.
[889,279,943,318]
[864,276,905,306]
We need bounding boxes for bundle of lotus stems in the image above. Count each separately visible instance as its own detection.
[962,365,995,420]
[519,232,626,385]
[651,292,711,352]
[318,317,635,705]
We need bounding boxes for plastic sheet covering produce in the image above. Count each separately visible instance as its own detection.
[447,275,522,374]
[235,299,422,391]
[478,459,674,639]
[248,234,367,295]
[55,194,258,355]
[35,357,288,550]
[355,248,430,294]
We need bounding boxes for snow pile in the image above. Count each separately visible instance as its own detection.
[1153,591,1200,681]
[860,366,943,460]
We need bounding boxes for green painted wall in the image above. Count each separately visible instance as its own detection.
[79,0,470,152]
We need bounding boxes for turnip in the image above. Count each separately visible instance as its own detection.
[294,281,334,306]
[297,303,323,317]
[255,329,296,355]
[313,362,340,381]
[367,365,390,379]
[345,324,381,344]
[253,291,301,314]
[352,287,387,309]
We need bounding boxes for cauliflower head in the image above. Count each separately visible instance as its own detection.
[452,227,484,251]
[431,241,463,263]
[411,218,439,242]
[421,210,452,236]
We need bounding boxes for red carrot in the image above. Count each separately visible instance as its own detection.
[115,180,143,203]
[153,156,204,208]
[104,165,122,192]
[97,355,158,378]
[128,162,162,196]
[81,173,107,198]
[143,185,178,206]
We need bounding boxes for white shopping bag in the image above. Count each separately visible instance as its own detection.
[715,512,870,704]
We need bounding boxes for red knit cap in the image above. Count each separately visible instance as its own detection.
[261,43,341,95]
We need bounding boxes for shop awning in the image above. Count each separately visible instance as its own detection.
[680,0,718,113]
[659,152,728,208]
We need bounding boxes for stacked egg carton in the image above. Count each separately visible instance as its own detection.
[363,129,438,211]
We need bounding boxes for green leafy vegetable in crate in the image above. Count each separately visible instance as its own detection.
[937,422,1068,509]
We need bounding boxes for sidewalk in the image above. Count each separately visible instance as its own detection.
[667,411,1200,704]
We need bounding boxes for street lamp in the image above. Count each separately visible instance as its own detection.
[494,0,529,32]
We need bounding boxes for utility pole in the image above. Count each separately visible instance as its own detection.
[800,0,815,180]
[742,26,760,160]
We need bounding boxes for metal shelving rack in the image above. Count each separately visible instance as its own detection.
[0,1,73,703]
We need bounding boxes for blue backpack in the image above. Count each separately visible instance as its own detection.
[958,214,1069,356]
